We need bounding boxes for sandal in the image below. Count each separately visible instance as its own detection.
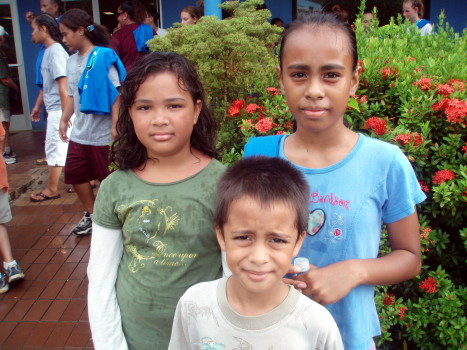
[30,192,61,202]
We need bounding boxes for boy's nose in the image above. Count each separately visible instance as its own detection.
[249,242,269,264]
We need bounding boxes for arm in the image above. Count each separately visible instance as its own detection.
[111,93,121,140]
[87,223,128,350]
[56,77,68,112]
[59,95,75,142]
[0,77,18,92]
[295,210,421,305]
[30,90,44,122]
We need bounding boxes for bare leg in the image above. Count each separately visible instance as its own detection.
[0,224,14,263]
[74,182,95,214]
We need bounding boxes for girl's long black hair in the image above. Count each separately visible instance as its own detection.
[59,9,110,47]
[33,13,68,54]
[111,51,218,170]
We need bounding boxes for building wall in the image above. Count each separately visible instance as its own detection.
[430,0,467,34]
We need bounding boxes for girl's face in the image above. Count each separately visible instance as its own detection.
[59,23,83,52]
[278,26,360,135]
[129,72,202,160]
[31,21,46,44]
[402,2,418,23]
[180,11,197,25]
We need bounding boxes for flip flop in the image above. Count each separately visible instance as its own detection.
[30,192,61,202]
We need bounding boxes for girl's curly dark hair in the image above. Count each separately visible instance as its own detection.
[111,51,218,170]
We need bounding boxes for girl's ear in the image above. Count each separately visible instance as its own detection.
[215,227,226,252]
[349,65,362,96]
[193,99,202,125]
[277,65,286,97]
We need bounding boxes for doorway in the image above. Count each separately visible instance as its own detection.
[0,0,30,131]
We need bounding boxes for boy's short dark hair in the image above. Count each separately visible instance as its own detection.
[214,156,310,237]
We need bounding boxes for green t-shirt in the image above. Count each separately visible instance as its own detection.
[93,159,226,350]
[0,53,11,109]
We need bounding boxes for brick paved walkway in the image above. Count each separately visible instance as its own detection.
[0,131,94,349]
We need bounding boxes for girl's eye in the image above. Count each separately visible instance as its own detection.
[324,72,340,79]
[291,72,307,79]
[136,105,151,111]
[168,104,183,109]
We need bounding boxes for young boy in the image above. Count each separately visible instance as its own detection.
[0,123,24,293]
[168,156,343,349]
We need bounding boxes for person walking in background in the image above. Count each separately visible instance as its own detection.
[29,13,71,202]
[244,12,425,349]
[0,123,24,293]
[403,0,432,35]
[111,0,154,71]
[180,6,200,25]
[0,26,18,165]
[58,9,125,236]
[88,51,224,350]
[144,6,167,37]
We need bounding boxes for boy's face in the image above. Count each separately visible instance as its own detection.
[216,196,305,297]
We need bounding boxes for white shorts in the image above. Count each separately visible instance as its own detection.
[0,108,10,123]
[45,110,73,167]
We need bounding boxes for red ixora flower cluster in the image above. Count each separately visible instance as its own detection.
[353,94,367,104]
[266,87,280,96]
[381,66,398,80]
[398,307,407,320]
[419,277,437,294]
[412,77,432,91]
[432,98,467,125]
[462,143,467,156]
[363,117,388,135]
[228,99,247,117]
[255,117,273,133]
[393,132,423,146]
[432,169,456,185]
[383,293,396,306]
[418,181,429,193]
[420,227,432,239]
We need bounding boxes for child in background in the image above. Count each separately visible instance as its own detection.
[169,156,343,350]
[88,51,225,350]
[29,13,71,202]
[402,0,432,36]
[244,13,426,350]
[0,123,24,293]
[58,9,125,235]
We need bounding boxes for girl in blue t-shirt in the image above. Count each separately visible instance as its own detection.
[244,12,426,350]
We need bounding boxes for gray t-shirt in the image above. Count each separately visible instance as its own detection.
[67,51,120,146]
[41,43,68,112]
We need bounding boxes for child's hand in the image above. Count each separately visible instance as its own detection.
[294,260,361,305]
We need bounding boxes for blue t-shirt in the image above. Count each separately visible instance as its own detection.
[244,133,426,350]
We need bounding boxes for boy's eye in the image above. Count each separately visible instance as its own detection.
[270,237,287,244]
[233,235,250,241]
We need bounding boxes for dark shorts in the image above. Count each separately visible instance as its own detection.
[64,140,111,184]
